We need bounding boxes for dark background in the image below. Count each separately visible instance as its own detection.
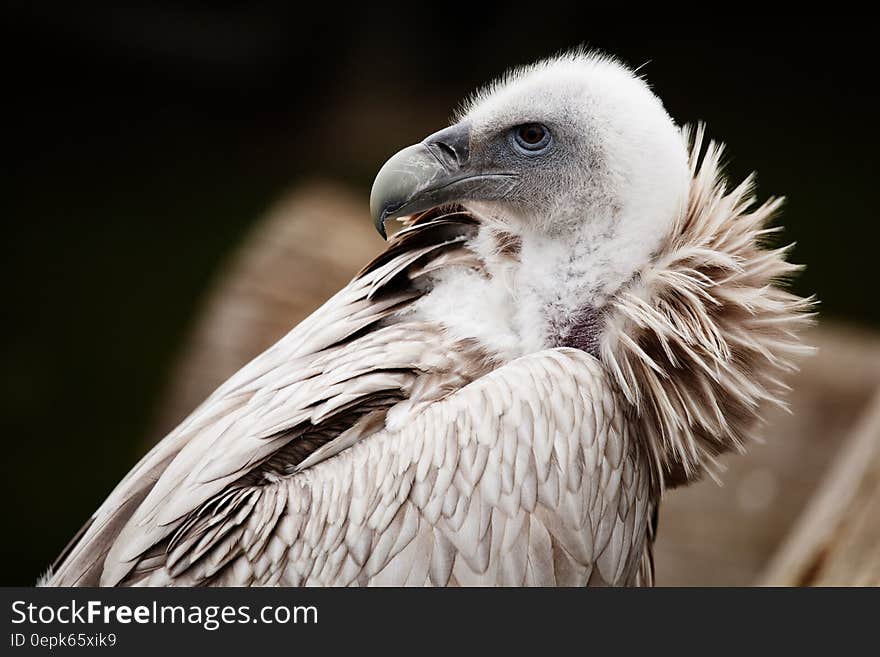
[2,5,877,585]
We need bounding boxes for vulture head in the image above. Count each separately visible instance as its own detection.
[371,52,689,305]
[371,50,814,486]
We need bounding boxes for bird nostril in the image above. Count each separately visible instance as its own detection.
[434,141,460,167]
[421,122,471,170]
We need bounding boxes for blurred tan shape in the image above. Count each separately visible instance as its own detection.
[151,180,880,586]
[760,385,880,586]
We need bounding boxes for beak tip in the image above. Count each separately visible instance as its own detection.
[372,202,390,240]
[370,174,397,240]
[376,216,388,240]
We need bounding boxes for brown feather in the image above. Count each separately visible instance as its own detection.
[600,125,815,488]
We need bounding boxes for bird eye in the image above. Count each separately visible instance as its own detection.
[512,123,551,153]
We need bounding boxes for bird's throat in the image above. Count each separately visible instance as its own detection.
[555,305,602,357]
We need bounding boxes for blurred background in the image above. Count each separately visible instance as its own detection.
[3,5,879,585]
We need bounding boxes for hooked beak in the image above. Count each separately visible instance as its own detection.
[369,121,515,239]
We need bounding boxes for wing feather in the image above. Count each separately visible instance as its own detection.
[45,210,481,587]
[123,349,654,586]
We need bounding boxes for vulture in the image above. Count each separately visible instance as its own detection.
[43,51,813,587]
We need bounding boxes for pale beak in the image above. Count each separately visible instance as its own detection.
[369,121,515,238]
